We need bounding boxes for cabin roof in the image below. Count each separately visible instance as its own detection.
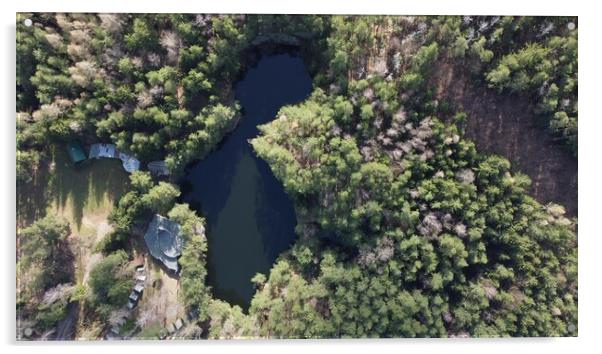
[143,214,183,273]
[148,160,170,176]
[89,143,118,159]
[119,152,140,173]
[88,143,141,173]
[67,142,86,163]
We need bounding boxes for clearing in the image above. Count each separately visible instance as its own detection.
[431,58,578,216]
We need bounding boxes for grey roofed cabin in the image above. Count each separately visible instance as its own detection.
[89,143,117,159]
[148,160,170,176]
[88,143,141,173]
[66,141,86,163]
[143,214,184,273]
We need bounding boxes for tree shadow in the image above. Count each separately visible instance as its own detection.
[47,145,130,229]
[16,158,52,228]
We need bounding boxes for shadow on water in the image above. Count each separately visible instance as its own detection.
[181,53,312,310]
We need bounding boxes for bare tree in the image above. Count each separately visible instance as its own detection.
[98,14,123,33]
[69,61,100,87]
[160,31,182,65]
[137,90,154,108]
[147,53,162,68]
[357,246,377,268]
[32,103,62,122]
[375,236,395,262]
[108,308,129,328]
[456,168,475,185]
[41,283,74,307]
[44,33,64,50]
[136,308,157,328]
[482,280,498,300]
[178,323,203,339]
[418,213,442,239]
[454,223,467,238]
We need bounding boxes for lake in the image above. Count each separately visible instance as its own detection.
[181,53,312,309]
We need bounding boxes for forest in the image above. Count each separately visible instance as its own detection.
[16,14,577,339]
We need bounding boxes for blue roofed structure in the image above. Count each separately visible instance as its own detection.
[143,215,184,273]
[89,143,118,159]
[119,152,141,173]
[89,143,140,173]
[67,141,86,163]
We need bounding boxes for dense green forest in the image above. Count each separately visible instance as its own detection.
[17,14,577,339]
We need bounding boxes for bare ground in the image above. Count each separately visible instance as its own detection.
[430,59,578,216]
[135,257,185,335]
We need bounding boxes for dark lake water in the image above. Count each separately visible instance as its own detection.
[181,54,312,309]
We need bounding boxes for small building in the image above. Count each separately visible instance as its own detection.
[119,152,140,173]
[66,141,86,164]
[148,160,170,177]
[89,143,141,173]
[89,143,117,159]
[143,215,184,273]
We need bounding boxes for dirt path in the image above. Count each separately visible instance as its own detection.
[431,59,578,216]
[135,259,184,333]
[60,210,114,338]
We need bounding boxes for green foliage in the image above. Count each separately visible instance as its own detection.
[207,300,254,339]
[17,13,42,110]
[18,215,74,303]
[485,32,577,153]
[427,16,578,154]
[95,231,129,254]
[249,43,577,336]
[16,14,577,339]
[36,296,70,330]
[165,103,239,173]
[124,18,158,51]
[168,204,212,321]
[109,172,181,233]
[16,149,41,183]
[141,182,181,214]
[88,250,132,315]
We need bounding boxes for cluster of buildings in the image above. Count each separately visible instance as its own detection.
[67,142,198,338]
[66,142,169,176]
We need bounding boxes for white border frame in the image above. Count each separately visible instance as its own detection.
[3,1,599,353]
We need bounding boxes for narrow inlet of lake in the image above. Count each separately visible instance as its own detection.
[181,53,312,310]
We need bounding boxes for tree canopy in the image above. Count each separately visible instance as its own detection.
[16,14,577,339]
